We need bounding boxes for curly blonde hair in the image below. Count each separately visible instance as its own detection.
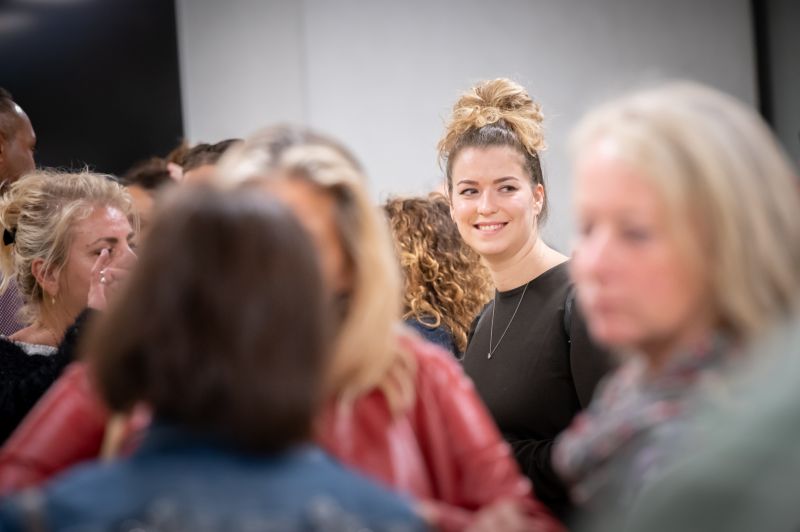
[438,78,549,221]
[384,193,493,353]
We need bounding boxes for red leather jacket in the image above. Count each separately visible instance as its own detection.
[1,333,560,531]
[316,331,560,531]
[0,363,107,490]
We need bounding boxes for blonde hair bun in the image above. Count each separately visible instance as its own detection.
[439,78,546,159]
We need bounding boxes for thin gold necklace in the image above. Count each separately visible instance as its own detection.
[487,282,529,359]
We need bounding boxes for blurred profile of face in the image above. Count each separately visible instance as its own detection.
[126,185,154,235]
[0,109,36,185]
[449,146,543,264]
[266,178,352,296]
[182,164,216,185]
[571,138,713,366]
[58,206,137,318]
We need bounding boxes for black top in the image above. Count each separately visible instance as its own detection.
[0,309,93,444]
[462,262,613,520]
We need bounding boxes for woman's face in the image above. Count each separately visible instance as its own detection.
[58,205,136,316]
[267,178,352,296]
[572,139,713,363]
[449,146,543,264]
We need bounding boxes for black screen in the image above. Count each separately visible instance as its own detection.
[0,0,183,175]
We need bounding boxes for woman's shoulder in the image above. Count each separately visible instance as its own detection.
[397,327,470,390]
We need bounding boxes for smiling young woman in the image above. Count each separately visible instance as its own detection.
[439,78,613,520]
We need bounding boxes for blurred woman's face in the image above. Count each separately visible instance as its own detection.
[449,146,543,265]
[571,139,713,366]
[59,205,136,317]
[267,178,352,296]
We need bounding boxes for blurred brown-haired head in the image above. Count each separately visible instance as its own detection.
[86,185,328,453]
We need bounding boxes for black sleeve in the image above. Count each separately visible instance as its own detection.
[507,436,571,519]
[0,309,96,443]
[568,303,615,408]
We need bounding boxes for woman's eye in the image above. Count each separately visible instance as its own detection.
[499,185,518,193]
[458,188,478,196]
[622,227,651,242]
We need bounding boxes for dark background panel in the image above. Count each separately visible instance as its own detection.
[0,0,183,175]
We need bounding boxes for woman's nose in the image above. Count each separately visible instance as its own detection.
[477,190,498,215]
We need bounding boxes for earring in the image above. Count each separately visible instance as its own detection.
[51,296,55,305]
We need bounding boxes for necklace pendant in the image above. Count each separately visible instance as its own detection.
[487,351,492,359]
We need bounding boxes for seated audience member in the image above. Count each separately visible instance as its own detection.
[0,170,136,443]
[0,87,37,336]
[215,125,561,532]
[0,186,426,532]
[119,157,175,232]
[181,138,242,184]
[383,194,492,356]
[553,81,800,526]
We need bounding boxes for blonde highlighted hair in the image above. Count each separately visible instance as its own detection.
[383,194,493,353]
[0,169,134,323]
[572,81,800,343]
[438,78,549,221]
[215,126,414,412]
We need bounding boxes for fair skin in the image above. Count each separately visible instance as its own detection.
[0,107,36,186]
[126,185,154,235]
[265,177,353,296]
[11,205,136,346]
[449,145,566,291]
[572,138,715,372]
[182,164,216,185]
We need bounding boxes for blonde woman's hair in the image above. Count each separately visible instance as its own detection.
[0,169,134,323]
[438,78,549,221]
[215,125,414,412]
[383,193,493,353]
[572,81,800,343]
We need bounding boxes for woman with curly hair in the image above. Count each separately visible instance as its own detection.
[383,193,492,357]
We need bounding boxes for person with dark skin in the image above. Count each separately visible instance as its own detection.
[0,88,36,189]
[0,88,36,336]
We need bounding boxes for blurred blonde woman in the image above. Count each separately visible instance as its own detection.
[553,81,800,520]
[215,125,561,532]
[383,194,492,356]
[0,170,135,443]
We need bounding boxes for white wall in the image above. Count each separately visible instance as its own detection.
[176,0,755,251]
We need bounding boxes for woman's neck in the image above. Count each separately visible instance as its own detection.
[10,307,71,346]
[487,238,568,291]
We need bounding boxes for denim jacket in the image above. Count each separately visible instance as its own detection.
[0,423,427,532]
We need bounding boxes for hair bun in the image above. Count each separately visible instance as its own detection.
[439,78,546,160]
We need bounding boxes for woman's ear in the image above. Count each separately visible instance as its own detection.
[532,183,545,216]
[31,258,60,299]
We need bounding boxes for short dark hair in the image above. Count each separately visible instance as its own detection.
[0,87,21,142]
[182,139,242,172]
[120,157,174,191]
[86,185,329,453]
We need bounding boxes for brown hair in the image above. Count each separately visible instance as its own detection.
[0,170,134,323]
[182,139,242,172]
[384,193,492,352]
[87,185,328,452]
[120,157,174,191]
[438,78,549,222]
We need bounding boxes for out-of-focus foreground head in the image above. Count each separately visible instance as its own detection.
[88,185,328,453]
[571,81,800,353]
[216,125,408,409]
[0,87,36,187]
